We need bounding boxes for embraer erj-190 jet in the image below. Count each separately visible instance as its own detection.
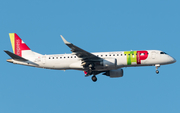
[4,33,176,82]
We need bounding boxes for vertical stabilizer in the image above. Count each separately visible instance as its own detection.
[9,33,42,60]
[9,33,31,57]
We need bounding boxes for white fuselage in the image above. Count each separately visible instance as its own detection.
[23,50,175,71]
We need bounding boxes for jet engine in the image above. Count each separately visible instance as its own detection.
[103,69,123,78]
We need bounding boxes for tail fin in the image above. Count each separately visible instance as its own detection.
[9,33,31,57]
[9,33,42,59]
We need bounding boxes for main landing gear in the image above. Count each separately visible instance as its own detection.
[87,63,97,82]
[155,64,160,74]
[91,76,97,82]
[87,64,95,75]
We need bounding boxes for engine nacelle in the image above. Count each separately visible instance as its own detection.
[103,69,123,78]
[102,58,117,67]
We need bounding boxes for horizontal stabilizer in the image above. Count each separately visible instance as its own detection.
[4,50,28,61]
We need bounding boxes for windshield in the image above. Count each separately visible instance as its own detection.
[160,52,168,54]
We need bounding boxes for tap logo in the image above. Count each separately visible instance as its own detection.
[16,39,21,56]
[124,51,148,65]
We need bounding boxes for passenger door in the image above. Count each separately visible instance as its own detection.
[42,56,46,64]
[151,51,156,59]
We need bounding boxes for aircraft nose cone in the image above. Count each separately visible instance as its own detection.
[170,56,176,63]
[173,58,176,63]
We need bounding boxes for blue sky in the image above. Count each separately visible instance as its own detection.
[1,0,180,113]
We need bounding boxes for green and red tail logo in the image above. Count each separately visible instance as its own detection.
[9,33,30,57]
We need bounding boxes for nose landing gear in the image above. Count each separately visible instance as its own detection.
[156,70,159,74]
[155,64,160,74]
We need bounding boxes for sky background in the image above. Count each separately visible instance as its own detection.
[0,0,180,113]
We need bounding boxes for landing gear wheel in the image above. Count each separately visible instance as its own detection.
[155,64,160,74]
[156,70,159,74]
[91,76,97,82]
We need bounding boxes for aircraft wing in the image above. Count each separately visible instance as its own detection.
[60,35,102,61]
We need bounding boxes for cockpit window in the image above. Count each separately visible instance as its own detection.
[160,52,167,54]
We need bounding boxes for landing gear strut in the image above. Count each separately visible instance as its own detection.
[91,75,97,82]
[87,63,95,75]
[85,63,97,82]
[155,64,160,74]
[88,68,92,75]
[89,64,95,70]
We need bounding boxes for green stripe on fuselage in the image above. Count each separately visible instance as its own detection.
[124,51,137,65]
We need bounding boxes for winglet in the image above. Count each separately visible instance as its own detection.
[60,35,71,44]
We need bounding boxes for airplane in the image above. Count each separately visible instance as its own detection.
[4,33,176,82]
